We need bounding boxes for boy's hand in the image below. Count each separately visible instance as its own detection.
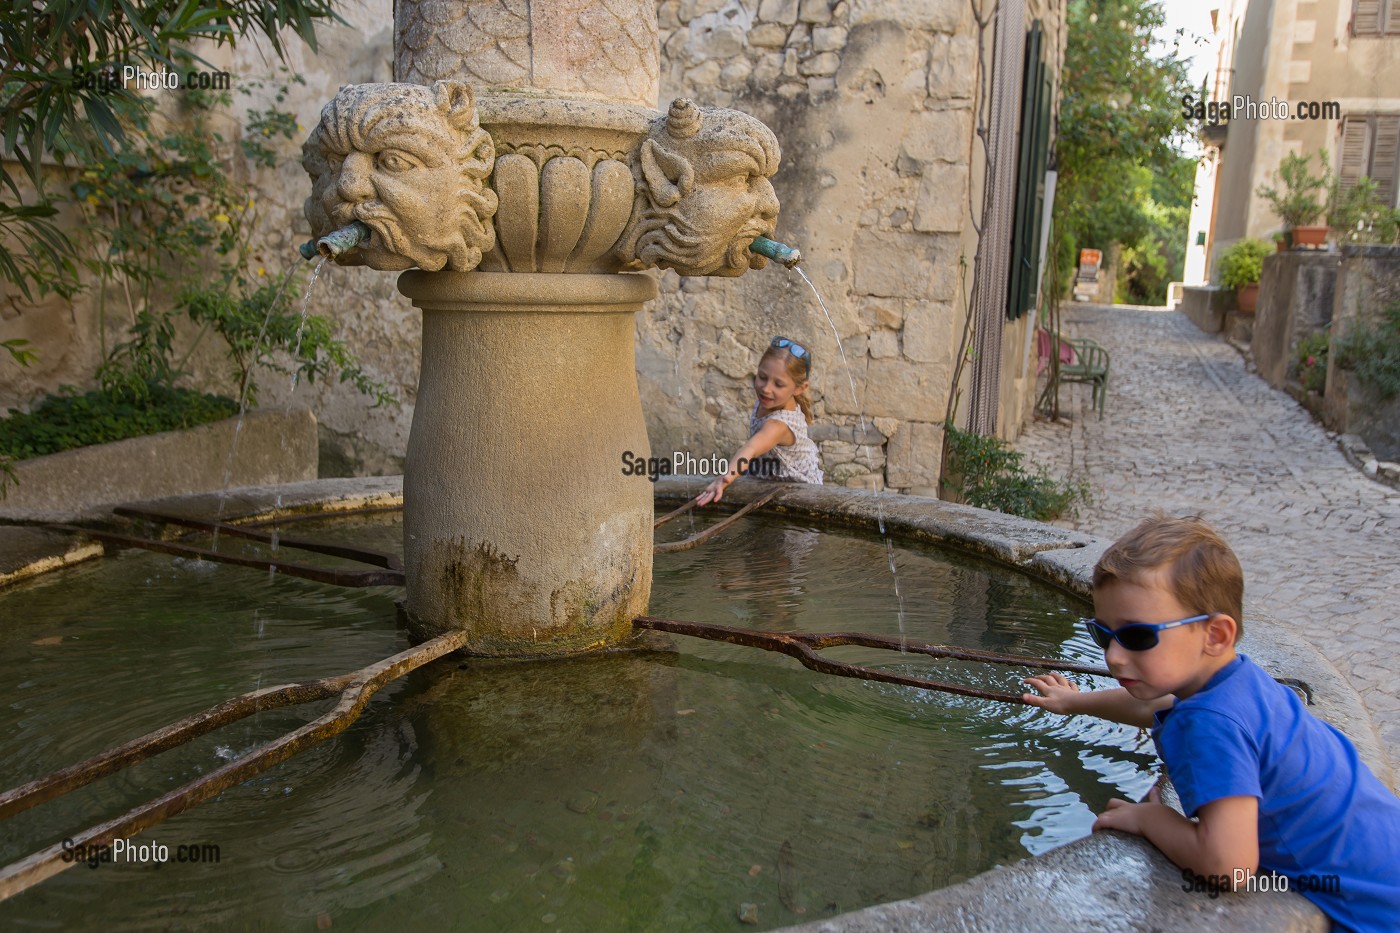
[1092,784,1163,837]
[1022,672,1081,713]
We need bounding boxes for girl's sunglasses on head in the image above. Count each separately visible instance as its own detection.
[771,336,810,375]
[1083,614,1211,652]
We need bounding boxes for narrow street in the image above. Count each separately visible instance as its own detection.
[1016,303,1400,772]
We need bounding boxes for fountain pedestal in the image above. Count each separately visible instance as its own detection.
[399,271,656,654]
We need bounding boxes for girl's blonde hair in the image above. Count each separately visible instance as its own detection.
[759,345,814,423]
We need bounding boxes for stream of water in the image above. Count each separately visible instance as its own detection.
[212,258,328,544]
[794,266,908,638]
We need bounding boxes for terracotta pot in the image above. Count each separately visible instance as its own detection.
[1275,238,1287,252]
[1290,225,1328,248]
[1236,282,1259,314]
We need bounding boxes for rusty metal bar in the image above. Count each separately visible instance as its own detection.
[655,488,781,554]
[113,506,404,571]
[653,496,699,529]
[633,616,1108,703]
[52,526,404,588]
[786,629,1108,676]
[240,505,403,528]
[0,630,467,902]
[2,681,342,821]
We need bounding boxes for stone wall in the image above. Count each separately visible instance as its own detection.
[1325,245,1400,460]
[1252,250,1339,390]
[1,0,1065,491]
[1178,285,1233,334]
[644,0,1064,492]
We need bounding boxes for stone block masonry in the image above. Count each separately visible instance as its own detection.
[642,0,1059,491]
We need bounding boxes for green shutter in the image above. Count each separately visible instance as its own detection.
[1006,21,1050,321]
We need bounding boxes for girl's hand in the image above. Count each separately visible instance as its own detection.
[696,476,730,506]
[1022,672,1080,714]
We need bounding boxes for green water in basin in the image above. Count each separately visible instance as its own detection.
[0,512,1154,931]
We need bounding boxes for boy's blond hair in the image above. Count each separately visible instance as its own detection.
[1093,513,1244,639]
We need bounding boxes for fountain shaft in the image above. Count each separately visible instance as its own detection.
[399,271,656,653]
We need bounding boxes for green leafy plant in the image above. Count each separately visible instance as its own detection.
[1217,237,1272,289]
[180,279,395,408]
[1334,303,1400,400]
[0,386,238,462]
[3,338,36,367]
[1256,150,1331,229]
[1295,329,1330,394]
[1,67,394,499]
[0,339,37,496]
[941,423,1089,520]
[0,0,343,302]
[240,74,308,169]
[1329,176,1400,246]
[1054,0,1194,304]
[72,68,394,410]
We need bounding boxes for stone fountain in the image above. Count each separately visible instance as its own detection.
[301,0,787,656]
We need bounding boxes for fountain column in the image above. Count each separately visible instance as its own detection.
[399,270,655,655]
[302,0,783,656]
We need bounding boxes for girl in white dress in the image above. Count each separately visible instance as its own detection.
[697,336,824,505]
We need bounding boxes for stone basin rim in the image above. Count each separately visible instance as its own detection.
[0,475,1358,931]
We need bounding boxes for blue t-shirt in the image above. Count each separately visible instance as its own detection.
[1152,655,1400,932]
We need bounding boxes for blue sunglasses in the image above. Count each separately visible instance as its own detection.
[1083,614,1211,652]
[771,336,810,376]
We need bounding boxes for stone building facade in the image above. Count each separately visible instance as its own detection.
[1195,0,1400,266]
[0,0,1066,492]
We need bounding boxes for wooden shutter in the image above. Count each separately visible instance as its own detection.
[1355,0,1382,35]
[1386,0,1400,34]
[1372,115,1400,207]
[1339,115,1371,190]
[1006,21,1048,321]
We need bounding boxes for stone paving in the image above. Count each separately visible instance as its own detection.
[1015,303,1400,773]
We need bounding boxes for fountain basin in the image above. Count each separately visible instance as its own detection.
[0,477,1357,931]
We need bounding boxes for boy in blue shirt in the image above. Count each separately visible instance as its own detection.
[1023,514,1400,932]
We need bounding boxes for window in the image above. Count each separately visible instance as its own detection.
[1353,0,1400,36]
[1338,114,1400,208]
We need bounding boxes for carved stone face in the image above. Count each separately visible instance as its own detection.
[617,99,781,277]
[303,81,498,272]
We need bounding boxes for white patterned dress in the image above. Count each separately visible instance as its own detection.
[748,404,824,485]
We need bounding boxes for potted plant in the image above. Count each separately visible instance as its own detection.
[1330,175,1400,246]
[1218,237,1272,313]
[1256,150,1331,248]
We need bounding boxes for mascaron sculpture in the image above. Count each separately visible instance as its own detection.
[302,87,781,278]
